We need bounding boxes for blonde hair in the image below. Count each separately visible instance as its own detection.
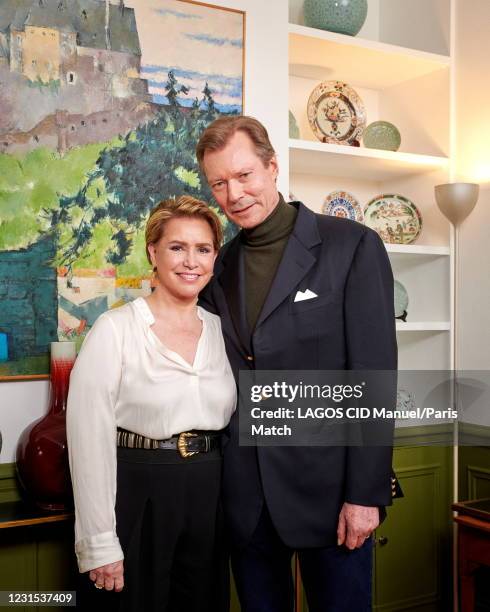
[145,196,223,264]
[196,115,276,172]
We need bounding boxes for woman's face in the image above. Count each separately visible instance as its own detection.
[147,216,217,302]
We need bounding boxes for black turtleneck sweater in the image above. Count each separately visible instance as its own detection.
[241,194,298,331]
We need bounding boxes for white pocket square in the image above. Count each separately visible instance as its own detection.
[294,289,318,302]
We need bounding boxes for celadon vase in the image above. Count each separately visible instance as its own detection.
[363,121,401,151]
[289,110,300,139]
[304,0,368,36]
[16,342,76,510]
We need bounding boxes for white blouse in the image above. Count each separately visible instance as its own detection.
[66,297,236,573]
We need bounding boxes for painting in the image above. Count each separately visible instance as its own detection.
[0,0,245,380]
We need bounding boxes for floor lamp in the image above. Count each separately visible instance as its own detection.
[434,182,479,611]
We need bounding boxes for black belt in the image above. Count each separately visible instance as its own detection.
[116,428,221,458]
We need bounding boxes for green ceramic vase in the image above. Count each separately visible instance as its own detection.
[303,0,368,36]
[289,111,300,139]
[363,121,401,151]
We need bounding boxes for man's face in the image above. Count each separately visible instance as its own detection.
[202,130,279,229]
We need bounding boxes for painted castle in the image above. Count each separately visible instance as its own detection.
[0,0,157,153]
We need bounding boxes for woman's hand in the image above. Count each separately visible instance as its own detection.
[89,560,124,592]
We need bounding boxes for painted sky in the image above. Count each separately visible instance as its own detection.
[126,0,244,112]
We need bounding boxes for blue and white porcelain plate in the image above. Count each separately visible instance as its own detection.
[322,191,363,223]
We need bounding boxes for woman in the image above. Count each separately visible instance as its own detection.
[67,196,236,612]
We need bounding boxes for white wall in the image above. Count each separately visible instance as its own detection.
[379,0,450,55]
[458,186,490,369]
[0,381,50,462]
[0,0,289,464]
[454,0,490,370]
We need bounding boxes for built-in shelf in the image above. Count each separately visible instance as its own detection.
[289,139,449,181]
[396,322,450,332]
[0,501,72,529]
[288,13,453,378]
[289,24,451,90]
[386,244,450,256]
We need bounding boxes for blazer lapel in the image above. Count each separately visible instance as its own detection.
[217,236,252,355]
[256,203,322,329]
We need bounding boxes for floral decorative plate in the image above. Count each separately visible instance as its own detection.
[307,80,366,145]
[322,191,363,223]
[364,194,422,244]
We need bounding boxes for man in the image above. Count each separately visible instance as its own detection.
[197,116,397,611]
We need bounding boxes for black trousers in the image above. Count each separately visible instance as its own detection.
[77,447,228,612]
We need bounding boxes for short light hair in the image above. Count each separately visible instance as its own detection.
[196,115,276,172]
[145,195,223,264]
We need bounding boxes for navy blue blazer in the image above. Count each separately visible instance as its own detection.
[200,201,398,549]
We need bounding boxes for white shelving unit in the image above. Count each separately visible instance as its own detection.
[288,0,453,371]
[385,244,450,256]
[286,5,455,609]
[396,322,451,332]
[289,139,449,181]
[289,24,451,89]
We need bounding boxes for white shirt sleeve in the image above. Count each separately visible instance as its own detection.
[66,313,124,573]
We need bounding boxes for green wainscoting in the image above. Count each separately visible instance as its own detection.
[0,464,77,612]
[230,573,241,612]
[3,435,489,611]
[459,444,490,612]
[373,444,452,612]
[0,462,21,503]
[459,444,490,500]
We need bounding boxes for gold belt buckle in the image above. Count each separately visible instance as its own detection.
[177,432,198,458]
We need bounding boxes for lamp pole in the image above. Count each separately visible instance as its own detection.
[434,182,479,611]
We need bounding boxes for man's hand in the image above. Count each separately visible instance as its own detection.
[89,560,124,592]
[337,502,379,550]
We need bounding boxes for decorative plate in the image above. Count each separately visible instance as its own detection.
[322,191,363,223]
[394,280,409,321]
[364,194,422,244]
[307,80,366,145]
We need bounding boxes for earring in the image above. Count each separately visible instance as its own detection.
[151,266,158,289]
